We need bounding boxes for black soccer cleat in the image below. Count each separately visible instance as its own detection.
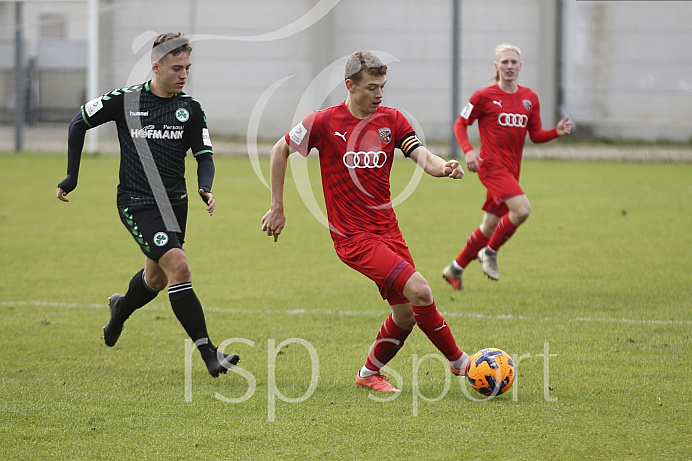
[203,349,240,378]
[103,293,125,347]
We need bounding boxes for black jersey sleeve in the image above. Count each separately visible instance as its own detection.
[57,113,90,193]
[186,99,213,157]
[196,152,215,196]
[58,92,123,193]
[81,91,123,129]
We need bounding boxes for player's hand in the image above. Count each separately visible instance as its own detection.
[557,116,572,136]
[56,187,69,202]
[199,189,215,216]
[465,150,480,173]
[261,208,286,242]
[444,159,464,179]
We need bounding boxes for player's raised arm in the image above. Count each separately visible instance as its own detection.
[261,137,291,242]
[556,115,572,136]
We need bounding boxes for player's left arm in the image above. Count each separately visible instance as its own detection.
[398,132,463,179]
[529,115,571,143]
[409,146,464,179]
[189,102,215,215]
[555,116,572,136]
[196,153,215,216]
[527,95,571,143]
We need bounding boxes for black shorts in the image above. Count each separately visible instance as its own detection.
[118,203,188,262]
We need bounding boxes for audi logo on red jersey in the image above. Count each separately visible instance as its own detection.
[498,113,528,128]
[343,151,387,169]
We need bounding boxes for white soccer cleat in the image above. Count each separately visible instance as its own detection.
[478,247,500,281]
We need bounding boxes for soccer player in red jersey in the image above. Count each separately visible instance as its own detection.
[442,44,572,290]
[262,51,471,392]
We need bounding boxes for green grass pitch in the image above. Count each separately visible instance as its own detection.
[0,151,690,459]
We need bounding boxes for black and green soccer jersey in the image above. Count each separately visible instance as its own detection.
[60,81,214,208]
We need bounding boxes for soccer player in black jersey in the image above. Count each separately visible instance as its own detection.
[56,32,239,377]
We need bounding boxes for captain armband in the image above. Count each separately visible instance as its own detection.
[398,133,423,158]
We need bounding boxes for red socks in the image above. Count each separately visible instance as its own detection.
[364,313,412,371]
[487,214,518,252]
[364,306,464,372]
[455,227,490,268]
[412,302,463,362]
[456,215,520,267]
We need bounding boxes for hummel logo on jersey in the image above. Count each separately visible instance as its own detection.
[493,100,503,107]
[334,131,347,142]
[129,110,148,116]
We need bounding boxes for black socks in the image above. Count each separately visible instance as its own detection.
[120,269,159,320]
[168,283,212,351]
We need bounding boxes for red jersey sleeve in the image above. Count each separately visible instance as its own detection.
[285,111,319,156]
[526,95,558,144]
[454,117,474,153]
[392,110,423,157]
[454,90,482,153]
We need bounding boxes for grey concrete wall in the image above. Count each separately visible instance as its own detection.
[1,0,691,142]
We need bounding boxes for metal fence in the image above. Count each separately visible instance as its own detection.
[2,0,691,153]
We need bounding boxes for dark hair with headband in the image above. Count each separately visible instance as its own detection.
[151,32,192,63]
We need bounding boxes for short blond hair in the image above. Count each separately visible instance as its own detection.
[492,44,521,82]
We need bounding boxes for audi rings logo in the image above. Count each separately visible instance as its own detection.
[343,151,387,169]
[498,113,528,128]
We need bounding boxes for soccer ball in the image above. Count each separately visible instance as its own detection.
[466,348,515,396]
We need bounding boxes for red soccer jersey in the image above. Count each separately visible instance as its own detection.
[285,102,418,245]
[457,84,555,178]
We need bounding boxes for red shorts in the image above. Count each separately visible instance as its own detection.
[335,234,417,305]
[478,163,524,217]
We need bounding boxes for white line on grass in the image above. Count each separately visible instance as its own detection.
[1,301,690,325]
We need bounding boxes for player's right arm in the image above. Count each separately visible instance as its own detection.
[261,137,291,242]
[454,93,482,173]
[56,113,90,202]
[57,92,119,202]
[262,112,317,241]
[454,118,480,173]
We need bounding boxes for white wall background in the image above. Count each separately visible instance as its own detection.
[2,0,691,143]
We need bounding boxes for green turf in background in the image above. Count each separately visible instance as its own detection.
[0,152,690,459]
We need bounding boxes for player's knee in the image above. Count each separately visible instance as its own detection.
[512,205,531,224]
[164,257,192,283]
[392,310,416,330]
[172,262,192,282]
[147,273,168,291]
[407,280,433,306]
[479,222,495,237]
[480,216,500,237]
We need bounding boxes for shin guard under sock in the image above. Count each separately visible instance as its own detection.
[412,302,463,362]
[120,269,159,319]
[364,313,413,372]
[456,228,490,268]
[168,283,211,347]
[487,214,518,252]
